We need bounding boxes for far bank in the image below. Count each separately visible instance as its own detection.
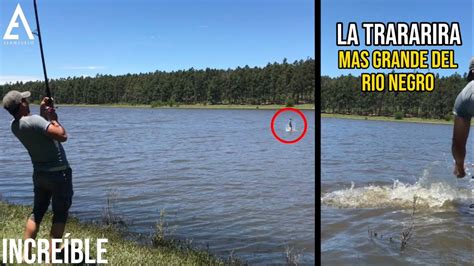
[321,113,453,125]
[51,103,315,110]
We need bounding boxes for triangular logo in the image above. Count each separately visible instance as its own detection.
[3,3,35,40]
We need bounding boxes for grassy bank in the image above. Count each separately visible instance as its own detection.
[321,113,453,125]
[52,103,315,110]
[0,201,236,265]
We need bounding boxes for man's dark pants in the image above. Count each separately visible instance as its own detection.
[30,167,73,225]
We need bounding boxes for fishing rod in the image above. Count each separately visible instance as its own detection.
[33,0,52,105]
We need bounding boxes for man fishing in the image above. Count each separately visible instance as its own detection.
[452,57,474,178]
[2,91,72,259]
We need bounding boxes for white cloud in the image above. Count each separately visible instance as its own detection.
[62,65,106,70]
[0,75,41,85]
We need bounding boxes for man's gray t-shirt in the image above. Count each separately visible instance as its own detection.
[453,81,474,118]
[11,115,69,172]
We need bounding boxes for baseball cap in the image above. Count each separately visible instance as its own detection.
[2,90,31,114]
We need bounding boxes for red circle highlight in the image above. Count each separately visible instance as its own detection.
[270,107,308,144]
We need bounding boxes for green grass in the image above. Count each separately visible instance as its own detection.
[321,113,453,125]
[53,103,315,110]
[0,201,240,265]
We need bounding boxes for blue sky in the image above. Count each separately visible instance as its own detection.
[0,0,314,84]
[322,0,473,77]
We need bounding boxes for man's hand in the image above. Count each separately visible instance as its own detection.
[453,163,466,178]
[40,97,58,121]
[47,107,58,121]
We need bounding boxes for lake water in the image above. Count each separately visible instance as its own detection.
[0,106,315,264]
[321,118,473,265]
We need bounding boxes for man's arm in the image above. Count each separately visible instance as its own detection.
[40,97,68,142]
[452,116,470,177]
[46,120,67,142]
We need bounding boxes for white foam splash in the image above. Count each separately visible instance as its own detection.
[321,163,472,209]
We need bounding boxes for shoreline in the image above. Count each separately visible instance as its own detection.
[0,201,235,265]
[321,113,453,125]
[49,103,316,110]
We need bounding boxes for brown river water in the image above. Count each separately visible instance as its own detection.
[322,118,473,265]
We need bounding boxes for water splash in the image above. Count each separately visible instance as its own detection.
[321,161,472,209]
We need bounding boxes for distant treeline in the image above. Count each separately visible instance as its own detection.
[1,58,314,106]
[321,72,470,119]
